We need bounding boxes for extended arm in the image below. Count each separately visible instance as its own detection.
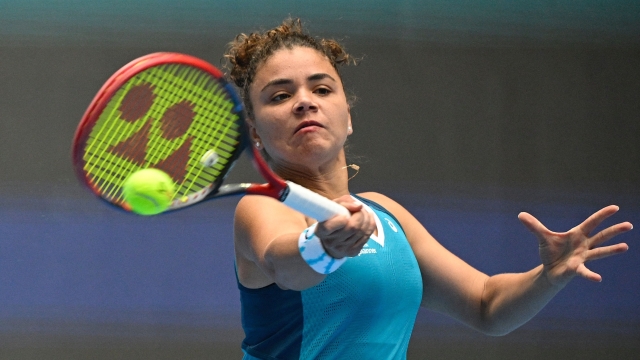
[480,206,630,334]
[361,193,632,336]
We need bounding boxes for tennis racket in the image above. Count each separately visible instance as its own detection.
[72,52,349,221]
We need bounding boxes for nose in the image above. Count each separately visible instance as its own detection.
[292,91,318,114]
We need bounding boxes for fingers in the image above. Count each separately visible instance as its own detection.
[314,197,376,258]
[587,243,629,261]
[577,205,620,236]
[319,207,373,237]
[518,212,553,244]
[333,195,364,214]
[576,263,602,283]
[589,221,633,247]
[520,206,633,246]
[343,232,372,257]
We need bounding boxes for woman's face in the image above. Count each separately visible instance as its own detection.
[248,46,352,169]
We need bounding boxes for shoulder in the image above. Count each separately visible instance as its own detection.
[234,195,309,240]
[355,192,409,219]
[235,193,308,222]
[355,192,431,245]
[234,195,309,257]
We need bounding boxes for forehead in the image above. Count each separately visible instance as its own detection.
[254,46,340,84]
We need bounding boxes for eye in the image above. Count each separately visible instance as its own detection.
[315,87,332,96]
[271,92,291,102]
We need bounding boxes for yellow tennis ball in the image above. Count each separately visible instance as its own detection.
[122,168,175,215]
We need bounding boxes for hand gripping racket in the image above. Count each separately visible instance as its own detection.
[72,52,349,221]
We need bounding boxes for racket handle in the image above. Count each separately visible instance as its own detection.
[282,181,351,222]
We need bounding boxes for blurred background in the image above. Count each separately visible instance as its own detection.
[1,1,639,359]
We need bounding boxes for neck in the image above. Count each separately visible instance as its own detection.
[271,152,351,200]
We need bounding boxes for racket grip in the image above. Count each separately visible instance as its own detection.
[282,181,351,222]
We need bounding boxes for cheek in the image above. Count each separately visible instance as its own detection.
[335,106,352,130]
[253,114,286,145]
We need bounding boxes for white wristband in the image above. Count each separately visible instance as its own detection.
[298,223,347,275]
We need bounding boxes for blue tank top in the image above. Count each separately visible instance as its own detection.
[237,195,423,360]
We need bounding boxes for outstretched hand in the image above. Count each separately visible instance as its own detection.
[518,205,632,287]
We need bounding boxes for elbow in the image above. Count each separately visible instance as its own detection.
[476,323,515,337]
[473,314,517,336]
[263,250,325,291]
[476,301,518,337]
[475,311,522,336]
[261,256,301,291]
[271,272,307,291]
[272,272,324,291]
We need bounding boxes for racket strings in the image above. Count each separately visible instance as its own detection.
[86,81,143,197]
[82,63,242,204]
[90,71,172,196]
[179,79,239,197]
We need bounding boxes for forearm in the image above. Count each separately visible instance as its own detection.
[479,265,563,335]
[263,233,327,291]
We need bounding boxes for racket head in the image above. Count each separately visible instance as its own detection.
[72,52,247,212]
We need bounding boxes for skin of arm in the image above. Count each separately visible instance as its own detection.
[360,192,631,336]
[234,193,374,291]
[234,194,326,291]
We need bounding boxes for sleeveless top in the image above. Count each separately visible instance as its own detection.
[237,195,423,360]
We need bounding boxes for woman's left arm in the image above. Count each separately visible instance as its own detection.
[362,193,632,336]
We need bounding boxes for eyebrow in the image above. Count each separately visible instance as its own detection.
[261,73,337,92]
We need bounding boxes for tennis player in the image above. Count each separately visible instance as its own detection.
[226,19,632,360]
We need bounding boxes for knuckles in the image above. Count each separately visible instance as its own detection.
[314,204,376,258]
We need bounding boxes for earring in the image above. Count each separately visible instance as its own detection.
[255,141,261,149]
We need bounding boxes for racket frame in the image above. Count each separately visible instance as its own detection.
[73,52,349,221]
[72,53,246,210]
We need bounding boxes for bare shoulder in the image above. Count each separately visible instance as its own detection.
[356,192,413,221]
[234,195,308,260]
[356,191,436,246]
[234,194,281,226]
[356,192,398,206]
[234,195,308,238]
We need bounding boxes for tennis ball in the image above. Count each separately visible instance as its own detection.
[122,168,175,215]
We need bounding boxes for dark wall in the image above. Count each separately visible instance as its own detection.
[342,40,640,195]
[1,40,639,198]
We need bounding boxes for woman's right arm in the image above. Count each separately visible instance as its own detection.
[234,194,375,291]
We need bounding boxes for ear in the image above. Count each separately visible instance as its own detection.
[246,118,261,144]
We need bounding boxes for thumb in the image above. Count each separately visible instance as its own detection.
[333,195,363,214]
[518,212,551,244]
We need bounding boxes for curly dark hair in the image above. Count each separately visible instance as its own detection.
[224,18,357,118]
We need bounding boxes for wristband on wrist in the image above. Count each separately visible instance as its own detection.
[298,223,347,275]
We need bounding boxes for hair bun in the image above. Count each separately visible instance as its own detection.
[223,18,356,117]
